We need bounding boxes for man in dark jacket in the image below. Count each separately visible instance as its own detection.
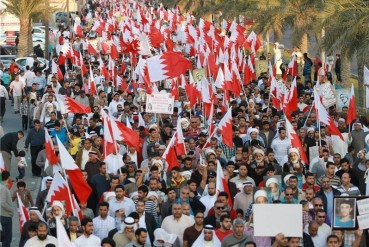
[25,120,45,176]
[0,130,24,172]
[315,176,341,222]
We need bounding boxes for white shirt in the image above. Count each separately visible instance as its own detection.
[161,215,195,246]
[92,215,115,240]
[108,197,136,217]
[271,137,291,165]
[104,153,124,175]
[24,235,58,247]
[108,100,124,114]
[9,80,25,96]
[200,194,217,217]
[74,234,101,247]
[0,85,9,98]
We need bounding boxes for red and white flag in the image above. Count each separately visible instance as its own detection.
[101,110,117,158]
[52,60,64,81]
[17,193,29,232]
[73,22,83,37]
[216,161,233,207]
[217,107,233,148]
[56,217,73,247]
[89,65,97,96]
[46,172,73,216]
[111,119,141,152]
[146,52,192,82]
[162,135,178,171]
[346,84,356,125]
[45,131,59,165]
[285,118,308,164]
[56,136,92,204]
[284,77,298,119]
[313,87,344,141]
[175,120,186,156]
[55,95,91,114]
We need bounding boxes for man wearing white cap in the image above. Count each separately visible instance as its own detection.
[74,218,101,247]
[233,181,253,213]
[243,128,265,150]
[283,148,306,174]
[192,225,221,247]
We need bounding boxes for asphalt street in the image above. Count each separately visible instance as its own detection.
[1,99,41,247]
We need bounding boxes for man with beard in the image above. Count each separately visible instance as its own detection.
[20,207,45,246]
[283,148,306,175]
[350,121,366,156]
[24,222,57,247]
[222,218,250,247]
[215,214,233,241]
[183,210,204,247]
[192,225,221,247]
[302,172,320,193]
[279,176,306,201]
[200,182,217,216]
[271,127,291,165]
[310,149,332,180]
[233,181,254,213]
[74,218,101,247]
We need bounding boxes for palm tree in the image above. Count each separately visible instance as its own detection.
[252,0,324,53]
[321,0,369,107]
[3,0,46,56]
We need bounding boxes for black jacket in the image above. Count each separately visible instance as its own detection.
[315,187,341,214]
[0,132,19,156]
[144,212,158,245]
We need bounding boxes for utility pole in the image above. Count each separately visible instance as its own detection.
[67,0,70,29]
[45,0,50,60]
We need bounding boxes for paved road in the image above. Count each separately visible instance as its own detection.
[1,99,41,247]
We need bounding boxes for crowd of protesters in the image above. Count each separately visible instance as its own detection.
[1,0,369,247]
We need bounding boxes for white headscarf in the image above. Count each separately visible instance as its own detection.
[153,228,178,246]
[192,225,221,247]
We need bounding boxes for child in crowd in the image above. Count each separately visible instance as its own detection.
[12,180,34,207]
[19,95,29,131]
[17,150,27,181]
[28,98,36,128]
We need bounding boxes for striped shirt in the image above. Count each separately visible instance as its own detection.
[337,184,361,196]
[134,199,159,224]
[317,175,341,188]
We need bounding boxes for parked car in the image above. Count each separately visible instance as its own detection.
[15,57,49,72]
[0,45,17,68]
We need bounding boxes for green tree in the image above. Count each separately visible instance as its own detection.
[252,0,323,53]
[321,0,369,107]
[3,0,47,56]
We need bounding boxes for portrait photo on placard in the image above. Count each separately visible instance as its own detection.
[333,197,357,229]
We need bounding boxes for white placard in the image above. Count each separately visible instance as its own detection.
[253,204,302,237]
[145,93,174,114]
[319,83,336,108]
[357,198,369,215]
[357,214,369,230]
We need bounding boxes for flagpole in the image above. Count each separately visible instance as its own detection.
[63,168,78,218]
[302,102,314,128]
[201,127,218,151]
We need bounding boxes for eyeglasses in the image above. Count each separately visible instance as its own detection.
[236,160,242,162]
[209,176,215,179]
[317,216,326,218]
[191,122,197,124]
[285,194,293,196]
[216,207,225,210]
[315,204,323,207]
